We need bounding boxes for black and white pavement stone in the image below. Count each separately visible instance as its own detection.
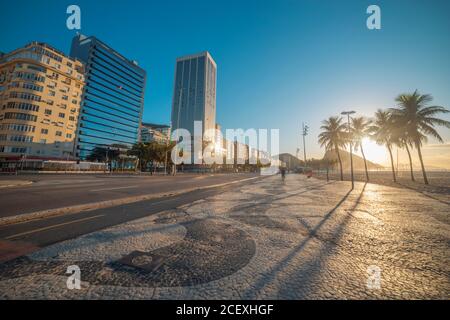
[0,175,448,299]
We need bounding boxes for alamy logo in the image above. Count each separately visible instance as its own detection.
[66,265,81,290]
[366,265,381,289]
[66,5,81,30]
[170,121,281,175]
[366,5,381,30]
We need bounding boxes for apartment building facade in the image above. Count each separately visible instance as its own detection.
[0,42,84,160]
[141,122,171,144]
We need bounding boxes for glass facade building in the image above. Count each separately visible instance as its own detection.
[171,52,216,142]
[70,34,146,160]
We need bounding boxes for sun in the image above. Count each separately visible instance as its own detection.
[359,138,388,166]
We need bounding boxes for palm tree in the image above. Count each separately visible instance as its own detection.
[390,90,450,185]
[318,116,347,181]
[128,142,149,171]
[369,109,397,182]
[390,124,415,181]
[351,116,371,181]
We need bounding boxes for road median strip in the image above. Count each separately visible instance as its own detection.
[0,181,33,189]
[0,176,262,227]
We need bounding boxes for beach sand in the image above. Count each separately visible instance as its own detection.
[314,170,450,204]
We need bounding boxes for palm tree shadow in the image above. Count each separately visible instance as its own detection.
[242,183,367,299]
[394,182,449,205]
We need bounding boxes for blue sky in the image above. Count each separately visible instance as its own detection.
[1,0,449,163]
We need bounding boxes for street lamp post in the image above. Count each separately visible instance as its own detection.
[341,110,356,190]
[302,122,309,165]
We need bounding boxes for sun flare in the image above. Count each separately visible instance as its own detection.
[359,138,388,166]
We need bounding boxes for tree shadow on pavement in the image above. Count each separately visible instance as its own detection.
[394,182,449,205]
[241,183,367,299]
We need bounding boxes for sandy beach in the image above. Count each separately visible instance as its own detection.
[314,170,450,204]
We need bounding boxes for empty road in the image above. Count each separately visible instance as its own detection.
[0,173,259,218]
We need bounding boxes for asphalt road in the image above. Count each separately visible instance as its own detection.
[0,173,263,260]
[0,173,258,218]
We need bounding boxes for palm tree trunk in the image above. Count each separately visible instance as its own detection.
[335,146,343,181]
[416,143,429,185]
[387,144,397,182]
[405,144,415,182]
[360,142,369,181]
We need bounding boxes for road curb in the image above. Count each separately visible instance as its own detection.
[0,181,33,189]
[0,176,262,227]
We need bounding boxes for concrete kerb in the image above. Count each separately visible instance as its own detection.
[0,176,262,227]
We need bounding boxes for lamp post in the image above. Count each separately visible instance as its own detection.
[164,133,169,175]
[302,122,309,165]
[341,110,356,190]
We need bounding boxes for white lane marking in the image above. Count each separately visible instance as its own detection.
[90,185,139,192]
[35,183,107,190]
[5,214,105,240]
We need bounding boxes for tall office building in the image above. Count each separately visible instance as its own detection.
[70,34,146,160]
[0,42,84,160]
[171,51,216,143]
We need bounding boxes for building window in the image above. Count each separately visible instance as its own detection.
[47,81,57,89]
[41,129,48,134]
[4,112,37,122]
[5,102,39,112]
[0,124,35,132]
[59,113,65,118]
[49,72,59,80]
[23,82,44,92]
[27,65,46,73]
[11,147,28,153]
[9,91,41,101]
[56,131,62,137]
[9,135,33,143]
[13,71,45,82]
[45,109,52,115]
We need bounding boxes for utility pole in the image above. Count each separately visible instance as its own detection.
[302,123,309,165]
[341,110,356,190]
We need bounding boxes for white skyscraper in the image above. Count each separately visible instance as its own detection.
[171,51,216,143]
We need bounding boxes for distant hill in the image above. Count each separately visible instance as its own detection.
[323,149,384,170]
[278,151,383,170]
